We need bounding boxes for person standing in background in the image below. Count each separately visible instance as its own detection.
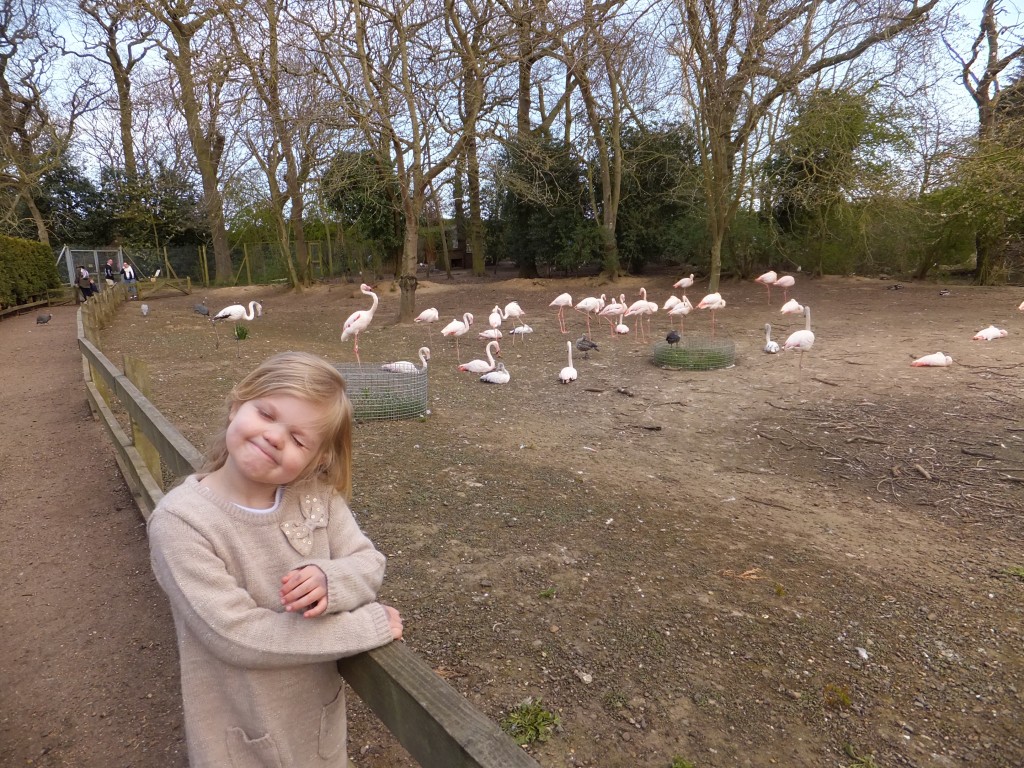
[103,259,116,286]
[121,261,138,299]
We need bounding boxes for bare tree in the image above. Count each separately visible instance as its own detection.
[0,0,92,243]
[308,0,480,321]
[138,0,234,282]
[72,0,159,183]
[671,0,939,291]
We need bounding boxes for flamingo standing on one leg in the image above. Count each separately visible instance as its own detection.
[502,301,526,343]
[696,292,726,338]
[754,270,777,304]
[441,312,474,361]
[673,273,695,300]
[774,275,795,302]
[340,284,379,365]
[458,340,501,374]
[550,293,573,334]
[213,300,263,357]
[414,307,439,345]
[783,304,815,387]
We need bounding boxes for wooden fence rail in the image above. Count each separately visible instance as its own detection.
[77,306,541,768]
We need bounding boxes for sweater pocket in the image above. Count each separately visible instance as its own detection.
[226,726,284,768]
[318,686,347,760]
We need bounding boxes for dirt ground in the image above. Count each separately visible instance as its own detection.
[3,269,1023,768]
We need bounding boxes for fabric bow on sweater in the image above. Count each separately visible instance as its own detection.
[280,492,328,555]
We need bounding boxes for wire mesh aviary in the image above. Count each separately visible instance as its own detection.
[651,336,736,371]
[334,363,429,422]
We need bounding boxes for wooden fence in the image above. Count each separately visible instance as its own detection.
[77,299,542,768]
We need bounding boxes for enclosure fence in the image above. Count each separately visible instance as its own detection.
[76,297,539,768]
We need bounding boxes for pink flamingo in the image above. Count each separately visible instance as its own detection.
[754,270,777,304]
[458,340,501,373]
[574,294,605,336]
[673,273,695,299]
[598,294,626,336]
[340,283,378,365]
[414,306,439,345]
[779,298,804,315]
[774,275,795,301]
[624,288,657,343]
[667,294,693,332]
[441,312,474,360]
[501,301,526,344]
[911,352,952,367]
[783,305,814,384]
[550,293,573,334]
[696,292,726,337]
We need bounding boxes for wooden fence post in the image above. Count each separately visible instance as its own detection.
[124,355,163,488]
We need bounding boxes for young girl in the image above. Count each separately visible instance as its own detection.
[148,351,402,767]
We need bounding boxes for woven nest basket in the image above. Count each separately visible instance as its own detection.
[334,363,429,422]
[651,336,736,370]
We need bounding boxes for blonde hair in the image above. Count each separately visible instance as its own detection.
[202,351,354,497]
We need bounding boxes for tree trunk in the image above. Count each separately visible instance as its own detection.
[397,223,419,321]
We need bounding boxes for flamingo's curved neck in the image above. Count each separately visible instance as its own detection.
[362,287,379,316]
[486,342,497,365]
[804,306,811,331]
[567,341,573,366]
[640,287,647,300]
[245,301,258,320]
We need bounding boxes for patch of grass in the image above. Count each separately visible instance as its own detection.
[500,697,559,746]
[843,743,880,767]
[233,324,249,340]
[670,757,697,768]
[601,690,627,710]
[823,682,852,710]
[1005,565,1024,581]
[539,586,557,599]
[774,583,787,596]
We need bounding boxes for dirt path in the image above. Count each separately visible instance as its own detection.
[0,308,186,767]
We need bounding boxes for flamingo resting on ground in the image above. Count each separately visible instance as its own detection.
[478,328,503,341]
[764,323,780,354]
[479,362,510,384]
[783,304,815,383]
[779,298,804,315]
[754,271,777,303]
[441,312,474,360]
[414,307,440,345]
[911,352,953,367]
[558,340,578,384]
[774,275,795,301]
[340,284,379,365]
[458,340,500,374]
[381,347,431,373]
[696,292,726,337]
[550,293,573,334]
[508,324,533,339]
[972,325,1008,341]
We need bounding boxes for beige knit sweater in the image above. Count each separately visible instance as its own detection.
[148,474,395,768]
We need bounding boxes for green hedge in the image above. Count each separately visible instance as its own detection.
[0,235,61,309]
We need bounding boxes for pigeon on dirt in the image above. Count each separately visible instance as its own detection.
[36,313,52,324]
[575,335,599,359]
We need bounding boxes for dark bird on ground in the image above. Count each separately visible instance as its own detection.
[194,302,210,316]
[576,335,599,359]
[886,283,904,290]
[938,289,951,297]
[666,329,680,347]
[36,313,52,324]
